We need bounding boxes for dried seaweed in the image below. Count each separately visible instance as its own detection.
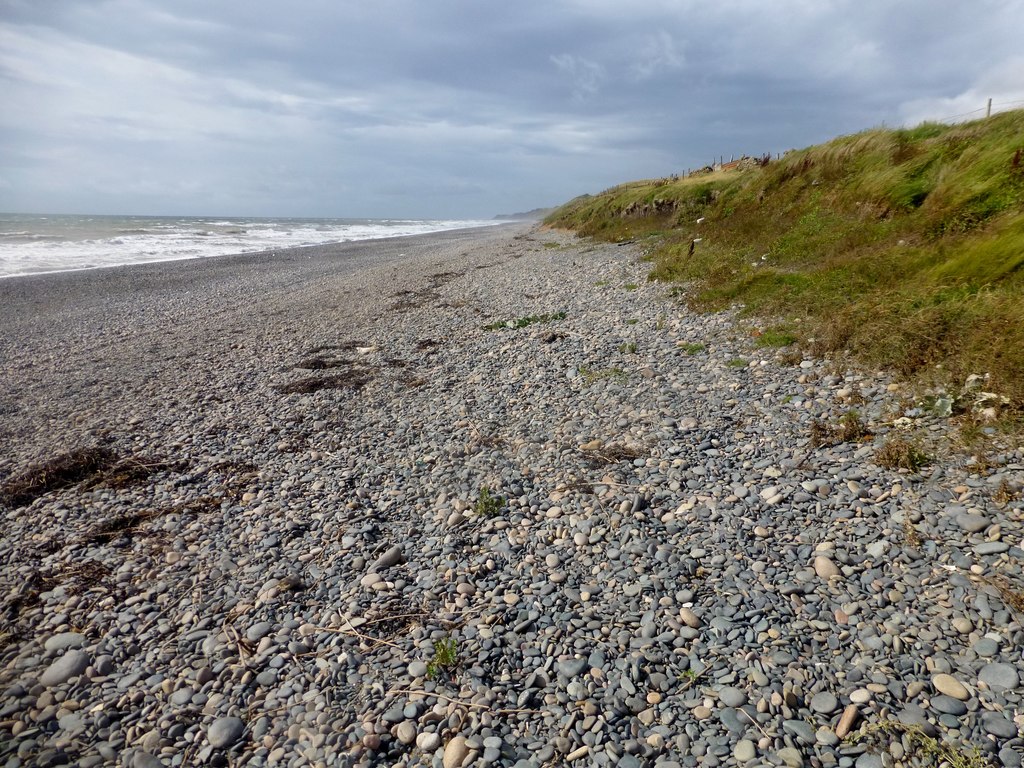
[579,443,645,466]
[83,495,223,545]
[294,357,352,370]
[274,371,371,394]
[1,447,117,507]
[81,457,189,490]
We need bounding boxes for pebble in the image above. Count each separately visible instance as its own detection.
[39,651,90,687]
[952,616,974,634]
[417,732,441,750]
[207,716,245,749]
[813,556,841,579]
[981,712,1019,739]
[371,543,405,570]
[956,513,989,532]
[396,720,417,745]
[980,663,1020,691]
[43,632,86,652]
[930,695,967,716]
[778,747,804,768]
[856,754,883,768]
[734,740,756,762]
[974,638,999,657]
[443,736,471,768]
[933,673,970,700]
[810,691,839,714]
[719,686,747,707]
[132,752,164,768]
[679,607,702,628]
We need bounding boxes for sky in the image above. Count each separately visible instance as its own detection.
[1,0,1023,219]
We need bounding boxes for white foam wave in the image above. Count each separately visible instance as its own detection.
[0,218,500,278]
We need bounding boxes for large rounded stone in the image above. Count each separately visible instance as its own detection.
[443,735,470,768]
[813,556,841,579]
[40,650,90,687]
[932,673,970,701]
[979,663,1020,692]
[43,632,86,652]
[208,716,245,748]
[734,740,756,763]
[810,691,839,714]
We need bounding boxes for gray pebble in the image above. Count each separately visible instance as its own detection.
[983,712,1019,739]
[810,691,839,714]
[719,686,747,708]
[39,650,90,687]
[930,695,967,716]
[43,632,86,652]
[208,716,246,749]
[980,663,1020,692]
[956,513,989,533]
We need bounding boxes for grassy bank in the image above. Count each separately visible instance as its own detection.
[546,110,1024,412]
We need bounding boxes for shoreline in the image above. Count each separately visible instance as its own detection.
[1,224,1022,768]
[0,218,512,283]
[0,222,529,465]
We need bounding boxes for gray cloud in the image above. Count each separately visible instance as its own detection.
[1,0,1023,218]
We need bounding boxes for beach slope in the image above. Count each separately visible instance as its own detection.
[1,224,1022,767]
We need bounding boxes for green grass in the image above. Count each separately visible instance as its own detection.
[680,342,706,355]
[756,327,798,347]
[727,358,748,368]
[547,110,1024,410]
[618,342,638,354]
[623,283,639,291]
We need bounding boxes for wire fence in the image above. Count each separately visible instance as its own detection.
[933,98,1024,124]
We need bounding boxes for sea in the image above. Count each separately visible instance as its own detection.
[0,213,502,279]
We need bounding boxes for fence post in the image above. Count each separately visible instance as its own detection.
[987,98,992,118]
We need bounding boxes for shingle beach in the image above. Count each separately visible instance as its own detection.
[1,224,1022,768]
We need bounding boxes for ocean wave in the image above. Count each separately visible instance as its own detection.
[0,217,502,278]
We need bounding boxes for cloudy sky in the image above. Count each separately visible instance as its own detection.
[2,0,1023,219]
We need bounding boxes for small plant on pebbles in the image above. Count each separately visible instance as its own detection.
[482,311,567,331]
[474,486,505,517]
[680,343,706,355]
[811,410,872,448]
[875,435,930,471]
[850,721,989,768]
[994,479,1021,506]
[902,517,925,548]
[426,636,459,679]
[579,366,628,384]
